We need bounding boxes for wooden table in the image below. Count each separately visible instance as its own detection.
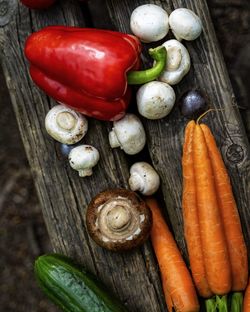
[1,0,249,311]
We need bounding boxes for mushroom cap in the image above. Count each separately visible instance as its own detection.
[169,8,202,41]
[86,189,152,251]
[68,145,99,177]
[158,39,191,85]
[137,81,176,119]
[129,162,160,196]
[109,114,146,155]
[45,105,88,145]
[130,4,169,43]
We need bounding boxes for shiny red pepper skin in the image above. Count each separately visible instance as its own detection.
[21,0,56,9]
[25,26,141,121]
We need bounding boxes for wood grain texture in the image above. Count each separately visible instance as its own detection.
[0,1,165,311]
[104,0,250,256]
[0,0,249,311]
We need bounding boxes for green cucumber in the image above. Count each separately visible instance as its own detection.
[35,254,128,312]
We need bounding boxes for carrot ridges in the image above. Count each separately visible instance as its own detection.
[192,124,231,295]
[182,120,213,298]
[200,124,248,291]
[146,197,200,312]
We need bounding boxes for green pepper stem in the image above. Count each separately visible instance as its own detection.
[205,297,217,312]
[230,292,243,312]
[127,46,167,85]
[216,295,229,312]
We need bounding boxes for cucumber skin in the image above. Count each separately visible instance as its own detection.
[35,254,128,312]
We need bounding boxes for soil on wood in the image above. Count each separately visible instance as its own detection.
[0,1,249,311]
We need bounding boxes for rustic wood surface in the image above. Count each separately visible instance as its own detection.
[0,0,249,311]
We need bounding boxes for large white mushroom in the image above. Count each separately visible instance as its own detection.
[109,114,146,155]
[158,39,191,85]
[130,4,169,43]
[86,189,152,251]
[68,145,99,177]
[45,105,88,144]
[137,81,176,120]
[169,8,202,41]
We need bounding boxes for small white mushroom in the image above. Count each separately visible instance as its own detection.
[137,81,176,119]
[130,4,169,43]
[169,8,202,41]
[109,114,146,155]
[158,39,191,85]
[69,145,99,177]
[129,162,160,196]
[45,105,88,144]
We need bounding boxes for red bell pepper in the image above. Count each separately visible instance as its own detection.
[25,26,166,121]
[21,0,56,9]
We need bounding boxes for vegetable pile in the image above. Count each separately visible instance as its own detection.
[23,3,204,179]
[182,120,248,310]
[21,1,250,312]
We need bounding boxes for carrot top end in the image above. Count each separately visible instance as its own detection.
[216,295,229,312]
[230,292,243,312]
[205,297,217,312]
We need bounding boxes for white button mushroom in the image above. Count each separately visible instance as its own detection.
[169,8,202,41]
[158,39,191,85]
[68,145,99,177]
[137,81,176,120]
[109,114,146,155]
[45,105,88,145]
[130,4,169,43]
[129,162,160,196]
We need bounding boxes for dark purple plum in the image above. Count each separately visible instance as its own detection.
[55,142,80,161]
[179,90,207,118]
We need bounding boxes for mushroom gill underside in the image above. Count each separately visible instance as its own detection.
[86,189,152,251]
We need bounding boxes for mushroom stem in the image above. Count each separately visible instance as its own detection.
[45,105,88,145]
[56,112,76,130]
[106,206,131,231]
[166,47,182,70]
[79,168,93,177]
[127,46,167,85]
[108,130,120,148]
[86,189,152,251]
[129,173,144,193]
[129,162,160,196]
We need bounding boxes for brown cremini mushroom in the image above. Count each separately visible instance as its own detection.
[86,189,152,251]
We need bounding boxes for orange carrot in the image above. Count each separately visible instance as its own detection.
[243,279,250,312]
[193,124,231,295]
[182,120,213,298]
[164,285,174,312]
[146,197,200,312]
[201,124,248,291]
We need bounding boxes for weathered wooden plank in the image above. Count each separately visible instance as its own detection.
[0,1,165,311]
[208,0,250,140]
[0,0,250,311]
[104,0,250,258]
